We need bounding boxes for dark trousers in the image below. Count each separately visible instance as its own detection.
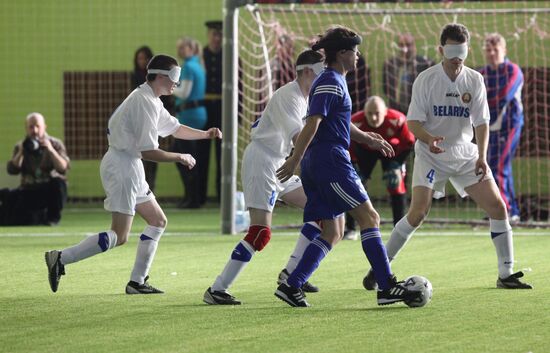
[0,178,67,225]
[346,148,411,230]
[172,138,202,207]
[142,160,158,192]
[196,100,222,203]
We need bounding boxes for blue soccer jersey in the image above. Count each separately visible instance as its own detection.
[301,68,368,222]
[307,68,352,151]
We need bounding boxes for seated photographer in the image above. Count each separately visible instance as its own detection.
[5,112,70,225]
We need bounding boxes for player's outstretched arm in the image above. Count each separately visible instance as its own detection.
[350,124,395,158]
[141,149,196,169]
[408,120,445,154]
[172,125,222,141]
[276,114,322,183]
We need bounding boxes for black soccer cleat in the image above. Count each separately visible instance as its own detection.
[275,282,310,307]
[497,271,533,289]
[125,276,164,294]
[278,269,319,293]
[203,287,242,305]
[45,250,65,293]
[362,268,378,291]
[377,276,423,306]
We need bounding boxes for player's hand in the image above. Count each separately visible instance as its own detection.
[428,136,445,154]
[475,158,488,182]
[179,154,196,169]
[206,128,222,139]
[365,132,395,158]
[276,156,299,183]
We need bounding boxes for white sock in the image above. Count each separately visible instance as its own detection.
[490,218,514,278]
[284,222,321,273]
[130,225,164,284]
[385,216,418,261]
[60,230,117,265]
[211,240,255,292]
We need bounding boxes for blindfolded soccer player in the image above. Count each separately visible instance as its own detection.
[45,55,222,294]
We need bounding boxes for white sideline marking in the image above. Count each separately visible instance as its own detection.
[0,231,548,237]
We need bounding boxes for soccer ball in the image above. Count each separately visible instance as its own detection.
[403,275,433,308]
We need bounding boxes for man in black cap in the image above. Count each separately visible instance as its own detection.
[197,20,223,204]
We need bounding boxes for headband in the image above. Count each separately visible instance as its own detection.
[295,62,325,76]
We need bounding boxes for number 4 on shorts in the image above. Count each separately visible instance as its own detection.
[426,169,435,183]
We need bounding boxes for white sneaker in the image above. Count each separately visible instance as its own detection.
[510,215,520,224]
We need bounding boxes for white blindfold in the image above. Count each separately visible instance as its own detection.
[147,66,181,83]
[443,43,468,61]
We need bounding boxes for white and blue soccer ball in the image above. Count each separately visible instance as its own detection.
[403,275,433,308]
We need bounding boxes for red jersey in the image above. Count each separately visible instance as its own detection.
[350,108,415,161]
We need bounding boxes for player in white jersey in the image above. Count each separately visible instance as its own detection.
[45,55,222,294]
[362,24,532,290]
[203,50,325,305]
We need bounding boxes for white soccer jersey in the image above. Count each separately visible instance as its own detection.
[407,63,490,147]
[107,83,180,158]
[250,80,307,159]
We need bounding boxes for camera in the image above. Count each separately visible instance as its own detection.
[22,137,41,154]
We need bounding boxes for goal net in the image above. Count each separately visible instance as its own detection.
[233,1,550,226]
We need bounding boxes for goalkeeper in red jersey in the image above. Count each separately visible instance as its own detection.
[344,96,415,239]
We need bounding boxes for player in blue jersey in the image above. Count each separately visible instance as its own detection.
[479,33,524,223]
[274,26,424,307]
[362,24,532,291]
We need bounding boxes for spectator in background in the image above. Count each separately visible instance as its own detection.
[344,96,415,240]
[173,37,207,209]
[198,20,224,204]
[131,46,154,89]
[4,112,69,225]
[383,33,434,113]
[346,52,369,113]
[132,46,159,192]
[479,33,524,223]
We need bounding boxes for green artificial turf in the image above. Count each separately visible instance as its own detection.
[0,206,547,353]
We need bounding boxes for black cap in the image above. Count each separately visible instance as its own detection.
[205,20,222,31]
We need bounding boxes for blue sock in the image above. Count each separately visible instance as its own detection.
[361,228,392,290]
[300,222,321,241]
[287,238,332,289]
[231,241,253,262]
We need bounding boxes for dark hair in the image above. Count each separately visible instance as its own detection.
[133,46,154,71]
[146,54,179,82]
[440,23,470,46]
[295,50,324,73]
[311,26,361,65]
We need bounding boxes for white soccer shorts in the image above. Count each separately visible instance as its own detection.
[412,142,493,199]
[100,148,155,216]
[241,142,302,212]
